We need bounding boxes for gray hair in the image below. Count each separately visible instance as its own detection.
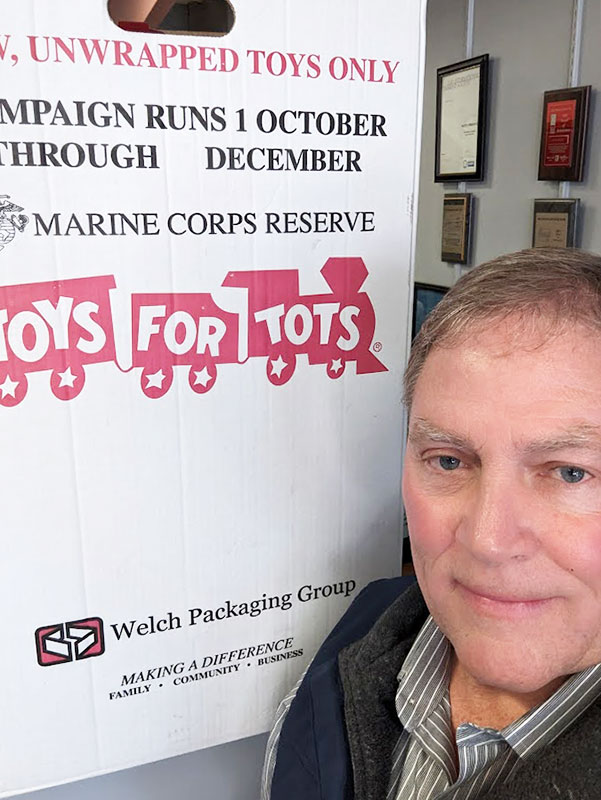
[404,248,601,411]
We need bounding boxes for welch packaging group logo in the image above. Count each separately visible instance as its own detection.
[35,617,105,667]
[0,194,29,253]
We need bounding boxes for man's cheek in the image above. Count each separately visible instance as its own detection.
[550,529,601,586]
[408,529,447,597]
[406,500,452,554]
[403,473,432,531]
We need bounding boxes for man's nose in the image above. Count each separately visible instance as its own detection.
[455,471,538,564]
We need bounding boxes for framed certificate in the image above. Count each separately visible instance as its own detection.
[532,198,580,248]
[441,193,473,263]
[435,54,489,182]
[538,86,590,181]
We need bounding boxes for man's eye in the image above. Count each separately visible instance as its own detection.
[557,465,587,484]
[438,456,461,471]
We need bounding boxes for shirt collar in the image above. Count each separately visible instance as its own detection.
[503,663,601,756]
[396,615,451,731]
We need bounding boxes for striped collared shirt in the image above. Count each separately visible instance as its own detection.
[261,668,308,800]
[388,616,601,800]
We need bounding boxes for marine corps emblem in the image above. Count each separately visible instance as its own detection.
[0,195,29,252]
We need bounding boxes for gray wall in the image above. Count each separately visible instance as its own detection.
[415,0,601,288]
[10,2,601,799]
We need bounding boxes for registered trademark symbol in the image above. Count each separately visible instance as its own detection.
[373,341,382,352]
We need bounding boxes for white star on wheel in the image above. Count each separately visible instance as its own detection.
[330,358,343,374]
[270,355,288,379]
[0,374,19,399]
[193,367,212,388]
[57,367,78,388]
[145,369,165,389]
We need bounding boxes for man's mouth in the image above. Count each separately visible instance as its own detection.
[455,580,556,617]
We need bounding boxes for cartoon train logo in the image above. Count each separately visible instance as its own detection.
[0,258,385,406]
[0,195,29,253]
[132,257,386,399]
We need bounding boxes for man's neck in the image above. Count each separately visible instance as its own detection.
[449,657,565,731]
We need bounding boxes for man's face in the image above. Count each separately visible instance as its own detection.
[403,317,601,694]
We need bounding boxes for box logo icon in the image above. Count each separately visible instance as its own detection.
[35,617,105,667]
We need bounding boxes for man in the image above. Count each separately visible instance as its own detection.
[262,248,601,800]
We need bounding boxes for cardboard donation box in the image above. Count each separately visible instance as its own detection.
[0,0,425,794]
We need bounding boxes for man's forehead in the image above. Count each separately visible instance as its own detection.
[424,309,598,359]
[414,314,601,398]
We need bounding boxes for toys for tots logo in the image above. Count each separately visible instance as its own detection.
[0,257,386,406]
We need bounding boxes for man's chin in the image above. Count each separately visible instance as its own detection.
[453,643,566,696]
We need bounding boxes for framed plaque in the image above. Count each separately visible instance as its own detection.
[538,86,591,181]
[412,282,448,339]
[441,193,473,263]
[532,198,580,248]
[435,54,489,182]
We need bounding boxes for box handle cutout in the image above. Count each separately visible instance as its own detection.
[108,0,235,37]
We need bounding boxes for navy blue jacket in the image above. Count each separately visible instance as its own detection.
[271,577,418,799]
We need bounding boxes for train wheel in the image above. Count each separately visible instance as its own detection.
[50,363,86,401]
[0,370,27,407]
[266,352,296,386]
[141,365,174,399]
[326,356,346,380]
[188,361,217,395]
